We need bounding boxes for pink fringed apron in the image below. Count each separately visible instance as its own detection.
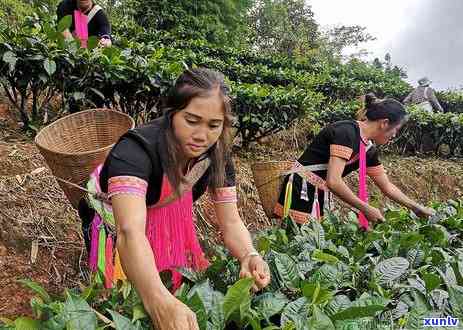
[281,140,372,229]
[73,5,102,48]
[145,176,209,290]
[85,159,210,290]
[73,10,88,48]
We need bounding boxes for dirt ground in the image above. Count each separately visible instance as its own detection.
[1,106,462,319]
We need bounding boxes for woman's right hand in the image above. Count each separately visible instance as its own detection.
[363,205,385,223]
[151,294,199,330]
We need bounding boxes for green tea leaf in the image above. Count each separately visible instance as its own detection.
[430,289,449,310]
[332,305,385,321]
[374,257,409,285]
[63,293,97,330]
[222,277,253,321]
[253,292,289,320]
[2,51,17,71]
[14,317,41,330]
[188,293,208,330]
[281,297,309,329]
[257,236,270,254]
[399,232,424,249]
[274,253,300,288]
[325,295,351,317]
[87,36,99,50]
[419,224,450,247]
[210,291,225,329]
[404,290,431,329]
[422,273,442,293]
[43,59,56,76]
[312,249,339,264]
[332,294,388,321]
[302,282,333,305]
[132,304,147,322]
[448,285,463,318]
[308,306,335,330]
[58,15,72,32]
[108,310,140,330]
[17,279,51,303]
[188,279,216,313]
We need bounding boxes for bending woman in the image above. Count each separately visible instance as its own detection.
[274,93,434,228]
[78,68,270,330]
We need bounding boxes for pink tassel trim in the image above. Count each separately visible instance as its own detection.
[146,176,209,291]
[358,141,369,230]
[104,235,114,289]
[88,214,101,272]
[74,10,88,48]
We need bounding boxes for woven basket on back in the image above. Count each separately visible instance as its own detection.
[35,109,135,209]
[251,161,293,219]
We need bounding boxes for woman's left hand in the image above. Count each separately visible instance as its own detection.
[99,38,112,48]
[239,254,271,292]
[413,205,435,218]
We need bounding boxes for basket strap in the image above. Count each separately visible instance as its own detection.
[256,142,374,189]
[60,157,212,209]
[284,163,328,175]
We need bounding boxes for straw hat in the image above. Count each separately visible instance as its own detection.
[418,77,432,87]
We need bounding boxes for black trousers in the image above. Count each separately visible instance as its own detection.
[77,199,95,253]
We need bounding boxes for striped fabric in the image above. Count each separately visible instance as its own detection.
[330,144,353,160]
[107,176,148,199]
[210,187,238,204]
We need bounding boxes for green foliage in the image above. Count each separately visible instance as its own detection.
[128,0,253,47]
[0,0,460,157]
[0,0,35,28]
[324,25,376,57]
[437,90,463,113]
[248,0,318,56]
[6,199,463,329]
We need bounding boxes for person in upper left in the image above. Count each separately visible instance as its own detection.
[57,0,112,48]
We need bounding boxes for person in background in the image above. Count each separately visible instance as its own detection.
[57,0,112,48]
[403,77,444,113]
[274,93,435,229]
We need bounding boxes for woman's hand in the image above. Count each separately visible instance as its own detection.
[214,202,271,292]
[62,30,73,40]
[239,254,271,292]
[363,205,385,223]
[150,294,199,330]
[98,38,112,48]
[412,204,435,218]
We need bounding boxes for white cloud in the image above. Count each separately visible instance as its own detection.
[307,0,460,90]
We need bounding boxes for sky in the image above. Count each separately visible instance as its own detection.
[308,0,462,91]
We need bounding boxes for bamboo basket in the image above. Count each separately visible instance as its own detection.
[35,109,135,209]
[251,161,293,218]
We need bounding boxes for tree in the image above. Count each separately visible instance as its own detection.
[371,55,407,79]
[248,0,319,56]
[129,0,254,46]
[326,25,376,56]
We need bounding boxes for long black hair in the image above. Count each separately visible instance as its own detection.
[357,93,407,125]
[161,68,233,195]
